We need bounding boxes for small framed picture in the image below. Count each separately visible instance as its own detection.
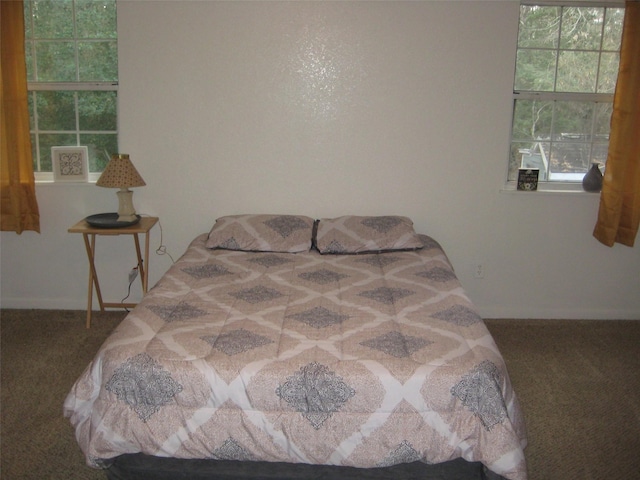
[517,168,539,191]
[52,146,89,182]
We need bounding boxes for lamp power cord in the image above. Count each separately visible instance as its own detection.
[120,214,175,308]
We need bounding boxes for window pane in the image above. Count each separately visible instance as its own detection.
[592,143,609,165]
[551,102,595,172]
[515,49,556,91]
[36,91,76,131]
[603,8,624,51]
[23,1,33,39]
[81,134,118,171]
[35,41,76,81]
[508,141,550,181]
[518,6,560,48]
[556,51,598,92]
[38,133,77,171]
[25,41,35,81]
[31,0,74,38]
[31,134,39,170]
[593,102,612,137]
[512,99,553,141]
[509,143,529,181]
[27,93,35,130]
[598,52,620,94]
[78,91,117,131]
[76,0,117,39]
[560,7,603,51]
[78,41,118,81]
[550,140,590,173]
[553,101,594,135]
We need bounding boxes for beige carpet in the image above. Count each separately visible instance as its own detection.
[1,310,639,480]
[1,309,126,480]
[485,318,640,480]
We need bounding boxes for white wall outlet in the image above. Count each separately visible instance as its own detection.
[473,263,485,279]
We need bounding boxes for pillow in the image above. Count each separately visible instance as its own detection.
[314,215,424,254]
[205,214,315,253]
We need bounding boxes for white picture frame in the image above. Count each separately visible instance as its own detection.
[52,146,89,182]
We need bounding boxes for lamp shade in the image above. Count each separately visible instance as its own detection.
[96,154,146,188]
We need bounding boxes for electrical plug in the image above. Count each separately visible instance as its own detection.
[128,268,138,283]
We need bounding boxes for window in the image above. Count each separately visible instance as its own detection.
[508,2,624,186]
[24,0,118,180]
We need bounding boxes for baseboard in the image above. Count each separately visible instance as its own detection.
[477,305,640,320]
[2,297,638,320]
[0,296,138,311]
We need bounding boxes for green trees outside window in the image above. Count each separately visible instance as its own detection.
[508,4,624,183]
[24,0,118,175]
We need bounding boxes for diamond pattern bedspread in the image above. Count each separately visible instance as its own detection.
[64,234,527,480]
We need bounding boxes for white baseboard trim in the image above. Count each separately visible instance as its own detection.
[0,297,83,310]
[0,297,140,311]
[477,305,640,320]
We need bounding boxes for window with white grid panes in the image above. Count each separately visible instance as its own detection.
[24,0,118,180]
[508,2,624,187]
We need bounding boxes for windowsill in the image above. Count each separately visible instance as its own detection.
[501,182,601,195]
[36,181,97,187]
[35,172,101,184]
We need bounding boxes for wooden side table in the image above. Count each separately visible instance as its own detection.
[68,216,159,328]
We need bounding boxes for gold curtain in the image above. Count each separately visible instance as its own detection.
[593,0,640,247]
[1,0,40,234]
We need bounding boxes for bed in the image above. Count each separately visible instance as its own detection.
[64,215,527,480]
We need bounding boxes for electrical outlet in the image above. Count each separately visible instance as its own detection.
[128,268,138,283]
[473,263,485,279]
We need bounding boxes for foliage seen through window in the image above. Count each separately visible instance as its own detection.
[509,4,624,184]
[24,0,118,176]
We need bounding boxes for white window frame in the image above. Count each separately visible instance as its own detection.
[29,83,118,182]
[507,0,624,192]
[24,0,119,183]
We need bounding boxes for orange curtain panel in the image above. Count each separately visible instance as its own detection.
[1,0,40,234]
[593,0,640,247]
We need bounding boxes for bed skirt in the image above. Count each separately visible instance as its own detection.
[106,454,507,480]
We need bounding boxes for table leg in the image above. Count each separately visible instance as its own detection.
[82,233,105,328]
[132,233,145,292]
[143,230,151,293]
[82,234,94,328]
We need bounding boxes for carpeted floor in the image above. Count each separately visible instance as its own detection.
[486,318,640,480]
[1,309,126,480]
[1,310,639,480]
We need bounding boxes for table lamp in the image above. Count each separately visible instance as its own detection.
[96,153,146,223]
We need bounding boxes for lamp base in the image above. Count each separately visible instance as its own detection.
[117,213,139,223]
[116,188,139,223]
[86,213,141,228]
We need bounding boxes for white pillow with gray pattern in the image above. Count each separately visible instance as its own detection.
[315,215,424,254]
[206,214,315,253]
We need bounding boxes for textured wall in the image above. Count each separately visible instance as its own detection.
[2,1,638,319]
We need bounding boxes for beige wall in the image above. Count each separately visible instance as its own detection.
[2,0,638,319]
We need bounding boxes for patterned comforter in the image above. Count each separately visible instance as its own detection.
[64,234,527,480]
